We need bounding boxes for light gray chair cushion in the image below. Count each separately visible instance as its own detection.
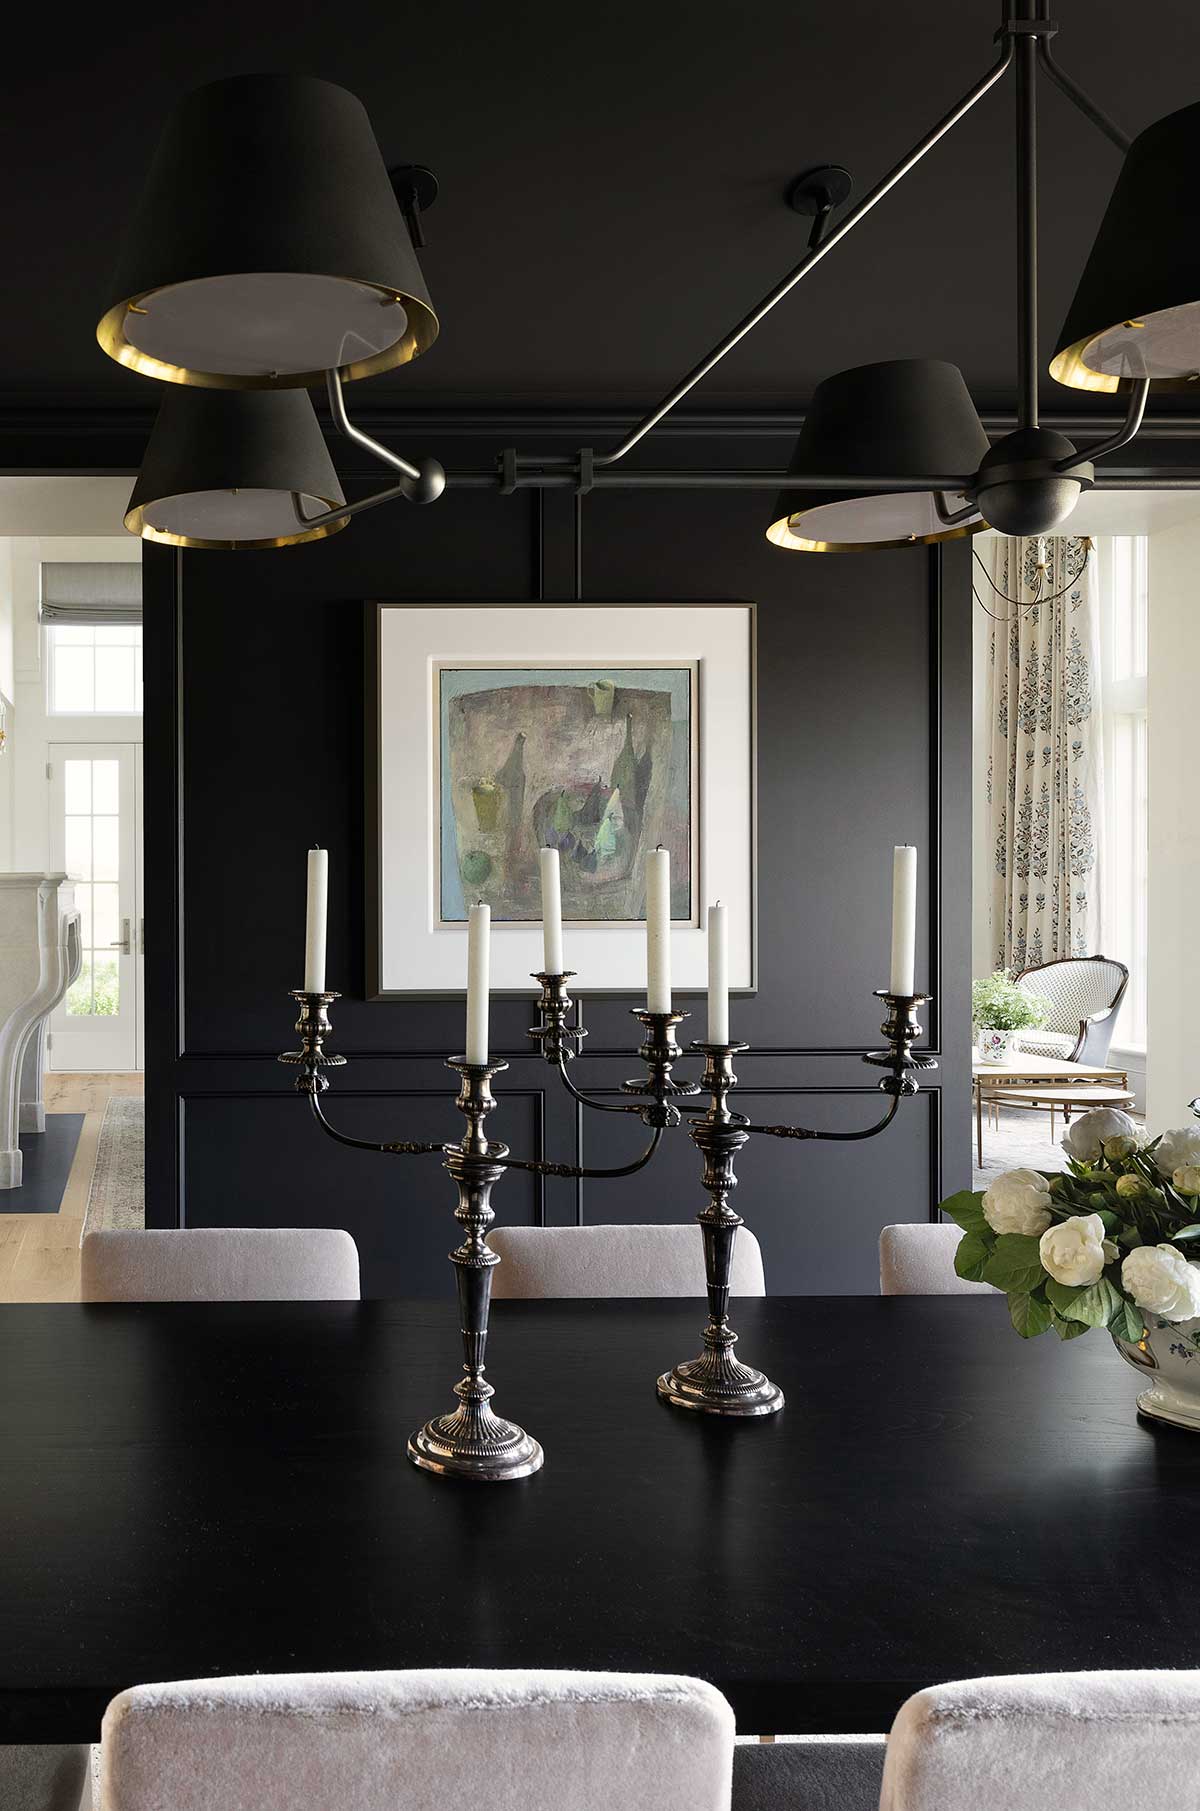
[489,1223,766,1299]
[880,1670,1200,1811]
[98,1669,735,1811]
[732,1737,886,1811]
[1013,1030,1079,1060]
[879,1223,997,1296]
[80,1228,360,1303]
[0,1745,89,1811]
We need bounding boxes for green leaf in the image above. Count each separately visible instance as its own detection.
[1171,1224,1200,1241]
[1117,1224,1143,1248]
[940,1189,989,1236]
[1009,1291,1053,1338]
[1044,1278,1083,1315]
[981,1233,1046,1295]
[954,1231,991,1282]
[1056,1276,1122,1328]
[1095,1208,1120,1232]
[1051,1311,1090,1341]
[1109,1295,1146,1344]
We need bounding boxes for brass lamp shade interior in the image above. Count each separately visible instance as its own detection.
[125,389,348,550]
[766,359,990,552]
[98,75,438,389]
[1050,102,1200,393]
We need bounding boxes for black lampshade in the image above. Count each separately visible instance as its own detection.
[1051,102,1200,393]
[765,360,990,552]
[98,74,438,389]
[125,389,348,549]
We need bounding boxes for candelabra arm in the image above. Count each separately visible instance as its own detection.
[499,1123,664,1180]
[550,1051,655,1117]
[743,1092,901,1143]
[307,1091,446,1157]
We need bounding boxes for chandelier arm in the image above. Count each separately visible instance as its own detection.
[1035,35,1132,154]
[586,42,1015,471]
[972,544,1090,609]
[934,492,982,527]
[743,1093,902,1144]
[1058,376,1150,470]
[292,369,447,529]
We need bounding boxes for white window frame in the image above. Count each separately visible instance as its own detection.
[44,622,144,718]
[1095,535,1148,1053]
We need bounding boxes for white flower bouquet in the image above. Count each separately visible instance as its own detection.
[941,1104,1200,1342]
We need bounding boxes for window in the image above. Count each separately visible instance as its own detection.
[62,756,122,1018]
[1098,537,1148,1050]
[46,624,142,715]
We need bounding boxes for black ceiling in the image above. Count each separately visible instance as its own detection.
[3,0,1196,415]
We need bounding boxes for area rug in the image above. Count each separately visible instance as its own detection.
[81,1096,145,1241]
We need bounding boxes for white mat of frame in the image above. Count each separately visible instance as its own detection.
[81,1095,145,1242]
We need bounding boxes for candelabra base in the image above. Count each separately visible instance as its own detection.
[407,1393,544,1482]
[656,1345,785,1417]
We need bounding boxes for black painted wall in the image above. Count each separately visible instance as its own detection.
[143,432,972,1296]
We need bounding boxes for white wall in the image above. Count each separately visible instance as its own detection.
[1147,518,1200,1126]
[1,533,141,876]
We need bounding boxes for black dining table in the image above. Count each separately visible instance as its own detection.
[0,1295,1194,1743]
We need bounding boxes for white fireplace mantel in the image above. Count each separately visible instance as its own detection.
[0,873,81,1190]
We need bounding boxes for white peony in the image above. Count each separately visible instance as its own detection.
[1121,1244,1200,1323]
[1061,1108,1143,1163]
[982,1169,1053,1237]
[1038,1213,1109,1287]
[1174,1165,1200,1197]
[1155,1124,1200,1181]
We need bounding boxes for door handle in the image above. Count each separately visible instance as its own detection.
[108,918,132,956]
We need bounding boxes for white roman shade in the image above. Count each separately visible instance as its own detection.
[39,562,142,627]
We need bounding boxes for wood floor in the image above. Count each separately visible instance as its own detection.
[0,1073,143,1303]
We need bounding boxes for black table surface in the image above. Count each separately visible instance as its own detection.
[0,1296,1194,1742]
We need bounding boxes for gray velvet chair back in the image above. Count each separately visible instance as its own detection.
[97,1669,735,1811]
[880,1670,1200,1811]
[879,1223,998,1296]
[80,1227,360,1302]
[489,1223,766,1299]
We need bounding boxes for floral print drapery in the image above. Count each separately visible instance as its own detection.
[984,534,1103,973]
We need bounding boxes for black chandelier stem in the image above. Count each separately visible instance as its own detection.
[1015,5,1040,431]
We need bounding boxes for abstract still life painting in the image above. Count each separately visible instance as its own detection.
[436,665,695,924]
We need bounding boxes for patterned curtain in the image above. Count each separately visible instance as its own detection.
[983,534,1103,972]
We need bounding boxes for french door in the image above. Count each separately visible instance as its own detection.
[47,743,143,1071]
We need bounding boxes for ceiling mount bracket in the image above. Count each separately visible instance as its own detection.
[388,164,439,248]
[786,165,854,217]
[575,448,595,496]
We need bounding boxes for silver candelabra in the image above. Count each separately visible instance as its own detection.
[279,974,934,1481]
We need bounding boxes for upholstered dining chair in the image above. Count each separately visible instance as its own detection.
[489,1223,766,1299]
[879,1669,1200,1811]
[879,1223,997,1296]
[80,1227,361,1302]
[94,1669,735,1811]
[1012,955,1129,1065]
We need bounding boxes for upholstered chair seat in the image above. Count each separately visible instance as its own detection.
[880,1669,1200,1811]
[489,1223,766,1299]
[96,1669,735,1811]
[80,1227,361,1303]
[0,1744,89,1811]
[732,1736,886,1811]
[879,1222,997,1296]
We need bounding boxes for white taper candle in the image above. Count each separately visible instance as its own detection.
[646,847,671,1014]
[707,901,729,1044]
[889,845,918,996]
[466,902,491,1065]
[303,847,328,993]
[539,847,564,974]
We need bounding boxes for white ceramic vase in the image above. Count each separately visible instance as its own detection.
[1114,1316,1200,1432]
[976,1027,1018,1064]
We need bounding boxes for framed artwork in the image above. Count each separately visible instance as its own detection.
[368,604,754,996]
